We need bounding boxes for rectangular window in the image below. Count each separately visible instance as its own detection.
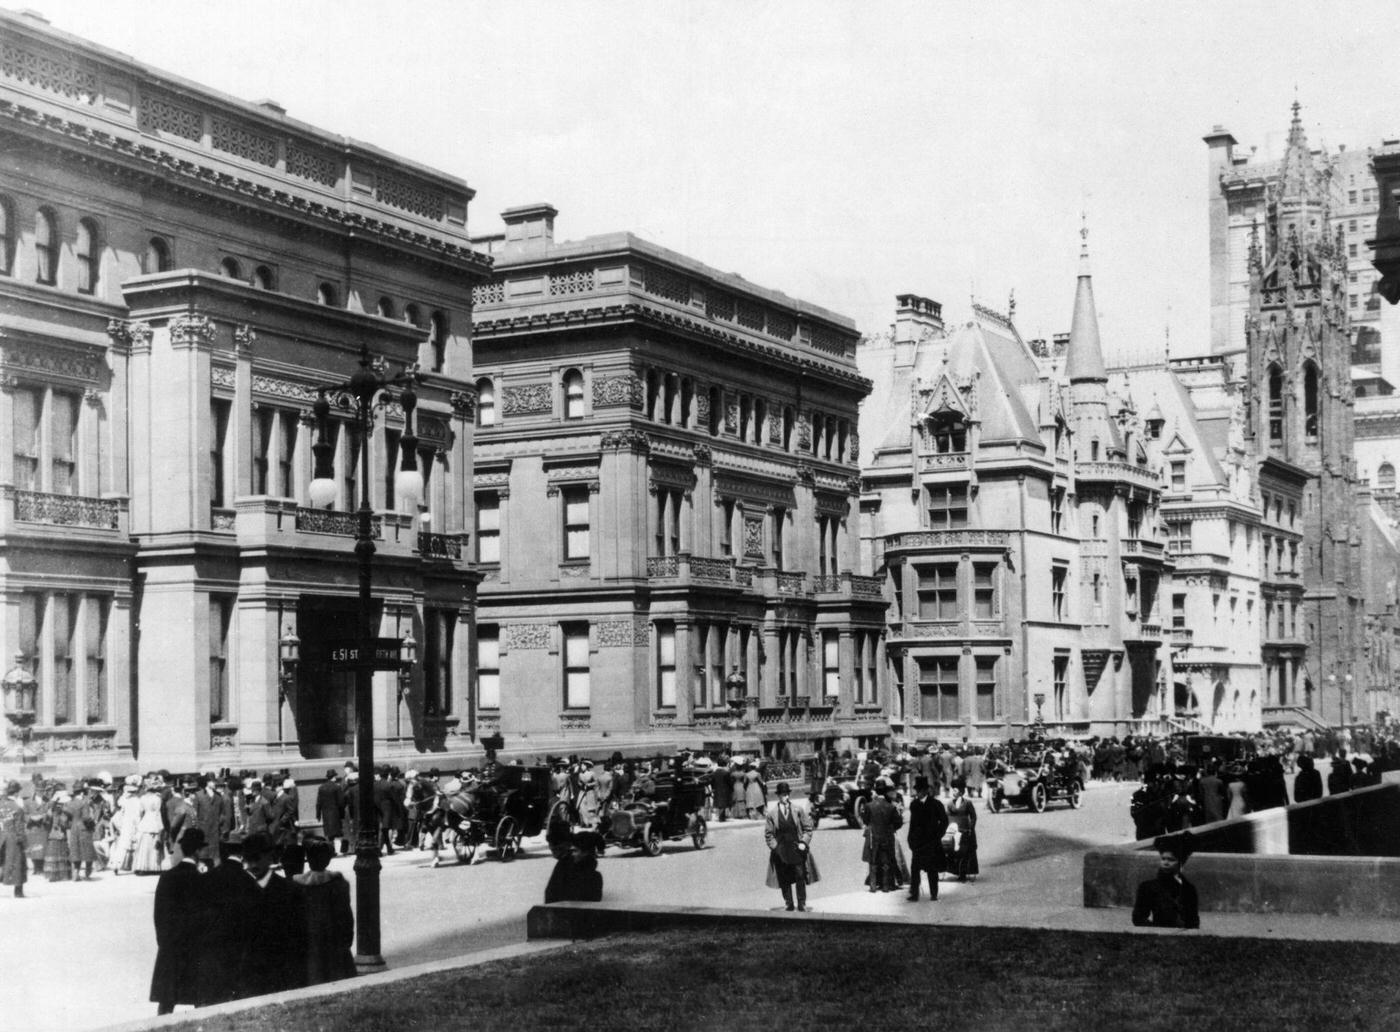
[50,390,79,495]
[426,609,454,716]
[477,625,500,710]
[1167,520,1192,553]
[563,486,591,560]
[277,415,297,498]
[656,622,676,708]
[975,657,996,722]
[823,632,840,698]
[853,634,865,702]
[864,631,878,706]
[720,499,735,557]
[51,594,78,725]
[1050,487,1064,534]
[563,623,590,708]
[1052,564,1067,621]
[476,492,500,564]
[707,624,726,709]
[85,596,109,725]
[209,595,232,724]
[1053,654,1069,721]
[1170,461,1186,492]
[917,563,959,620]
[342,422,361,510]
[1172,593,1187,629]
[254,408,275,495]
[927,483,969,529]
[654,489,682,557]
[383,427,401,510]
[771,507,785,570]
[917,657,959,722]
[210,398,231,508]
[12,386,41,492]
[974,564,996,619]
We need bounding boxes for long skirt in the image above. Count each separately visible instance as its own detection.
[68,824,99,866]
[133,831,165,873]
[947,828,979,879]
[44,834,71,882]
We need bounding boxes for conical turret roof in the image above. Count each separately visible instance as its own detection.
[1065,221,1106,383]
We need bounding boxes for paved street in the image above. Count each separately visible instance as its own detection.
[9,781,1142,1032]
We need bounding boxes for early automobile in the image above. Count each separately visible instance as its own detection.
[985,743,1083,813]
[809,772,872,828]
[424,764,552,864]
[597,767,710,855]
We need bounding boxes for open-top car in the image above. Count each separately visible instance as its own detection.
[810,772,872,828]
[597,767,710,856]
[985,743,1083,813]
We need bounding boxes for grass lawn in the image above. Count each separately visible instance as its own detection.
[165,924,1400,1032]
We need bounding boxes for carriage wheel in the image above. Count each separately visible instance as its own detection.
[495,816,519,861]
[1029,783,1048,813]
[1066,781,1083,809]
[451,828,478,865]
[691,815,708,850]
[853,796,871,828]
[642,824,662,857]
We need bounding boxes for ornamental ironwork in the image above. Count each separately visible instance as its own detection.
[690,556,734,581]
[647,556,679,578]
[294,507,383,539]
[776,572,806,594]
[850,574,884,599]
[560,713,592,732]
[15,491,119,529]
[418,532,463,559]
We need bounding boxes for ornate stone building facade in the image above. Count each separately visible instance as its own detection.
[469,205,884,759]
[0,10,489,776]
[859,237,1175,742]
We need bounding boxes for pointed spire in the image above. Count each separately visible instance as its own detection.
[1065,216,1107,383]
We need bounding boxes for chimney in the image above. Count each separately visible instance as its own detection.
[255,99,287,116]
[893,294,942,367]
[500,203,557,255]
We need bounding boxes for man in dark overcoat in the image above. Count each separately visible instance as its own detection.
[0,780,28,897]
[229,831,308,1000]
[906,775,948,901]
[150,828,208,1014]
[194,775,230,865]
[763,781,819,911]
[315,770,345,854]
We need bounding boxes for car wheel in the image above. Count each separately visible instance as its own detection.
[1067,781,1083,809]
[642,824,662,857]
[692,815,708,850]
[854,796,871,828]
[1029,783,1047,813]
[496,816,519,861]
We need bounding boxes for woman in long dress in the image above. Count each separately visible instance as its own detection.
[946,778,979,882]
[743,765,765,819]
[108,777,143,873]
[132,780,167,874]
[44,791,73,882]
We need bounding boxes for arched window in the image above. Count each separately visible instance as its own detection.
[563,368,585,419]
[476,378,495,427]
[144,237,172,274]
[708,386,722,437]
[430,311,448,372]
[404,302,422,328]
[316,282,338,306]
[0,196,17,275]
[1379,463,1396,492]
[75,218,100,294]
[1268,363,1284,441]
[376,296,395,319]
[1303,361,1319,438]
[219,257,242,280]
[35,207,57,285]
[252,265,275,290]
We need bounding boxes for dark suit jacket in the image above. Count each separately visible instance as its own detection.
[150,861,206,1005]
[234,871,308,999]
[316,780,345,840]
[907,793,949,856]
[1132,872,1199,929]
[1293,769,1323,803]
[271,792,300,847]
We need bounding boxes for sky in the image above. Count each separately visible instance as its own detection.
[27,0,1400,363]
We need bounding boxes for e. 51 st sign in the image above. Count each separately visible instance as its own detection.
[324,638,406,670]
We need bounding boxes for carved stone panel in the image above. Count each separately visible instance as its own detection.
[743,514,765,560]
[502,384,552,416]
[593,374,644,409]
[506,623,552,650]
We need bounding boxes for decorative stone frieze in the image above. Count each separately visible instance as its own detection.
[501,383,551,416]
[596,618,650,648]
[506,623,552,650]
[601,429,650,453]
[0,340,103,385]
[169,314,215,350]
[593,373,644,409]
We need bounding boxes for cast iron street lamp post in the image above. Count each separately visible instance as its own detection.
[308,347,422,970]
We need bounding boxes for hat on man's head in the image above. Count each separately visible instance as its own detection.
[180,776,198,791]
[241,831,275,858]
[914,775,930,790]
[774,781,791,796]
[178,827,207,854]
[326,769,339,780]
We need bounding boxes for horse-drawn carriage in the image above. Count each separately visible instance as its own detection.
[424,764,551,865]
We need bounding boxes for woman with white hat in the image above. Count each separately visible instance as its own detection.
[108,775,143,874]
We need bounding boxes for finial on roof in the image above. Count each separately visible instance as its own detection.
[1008,288,1016,322]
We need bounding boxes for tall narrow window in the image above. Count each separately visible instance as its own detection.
[770,507,785,570]
[823,631,840,698]
[931,416,968,453]
[563,624,590,708]
[738,395,751,441]
[864,632,878,706]
[917,564,959,620]
[476,378,495,427]
[975,657,996,722]
[1053,654,1069,720]
[477,626,500,710]
[0,195,14,275]
[254,408,276,495]
[680,379,693,428]
[647,370,662,421]
[48,390,78,495]
[782,407,795,451]
[656,622,676,708]
[277,415,296,499]
[425,609,454,716]
[754,399,767,445]
[654,488,682,556]
[1303,361,1319,438]
[144,236,171,274]
[12,386,41,491]
[383,427,401,509]
[52,594,78,726]
[35,208,57,285]
[342,422,361,511]
[563,486,590,560]
[85,596,109,724]
[209,595,232,724]
[709,386,722,436]
[1172,593,1187,629]
[1050,487,1065,534]
[476,492,500,563]
[1051,564,1067,621]
[927,484,969,528]
[563,368,585,419]
[719,499,735,557]
[1170,461,1186,492]
[75,218,99,294]
[430,311,449,372]
[974,564,996,619]
[1268,364,1284,441]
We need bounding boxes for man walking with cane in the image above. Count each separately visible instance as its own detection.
[763,781,819,912]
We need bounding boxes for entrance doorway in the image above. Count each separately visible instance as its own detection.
[295,597,382,759]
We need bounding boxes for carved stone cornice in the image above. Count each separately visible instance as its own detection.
[233,324,256,356]
[0,337,104,385]
[169,314,215,351]
[449,390,476,419]
[692,443,712,466]
[601,429,651,454]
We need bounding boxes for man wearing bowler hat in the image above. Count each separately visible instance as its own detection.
[906,775,948,901]
[763,781,819,912]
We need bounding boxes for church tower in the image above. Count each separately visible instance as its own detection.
[1242,102,1361,720]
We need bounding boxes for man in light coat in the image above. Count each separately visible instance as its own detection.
[763,781,818,912]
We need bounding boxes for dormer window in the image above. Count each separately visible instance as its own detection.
[930,415,967,454]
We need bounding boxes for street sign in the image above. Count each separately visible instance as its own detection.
[324,638,405,671]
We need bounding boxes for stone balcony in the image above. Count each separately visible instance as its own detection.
[883,529,1012,555]
[811,571,886,601]
[1075,460,1161,494]
[1120,537,1168,561]
[4,487,129,536]
[222,497,468,562]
